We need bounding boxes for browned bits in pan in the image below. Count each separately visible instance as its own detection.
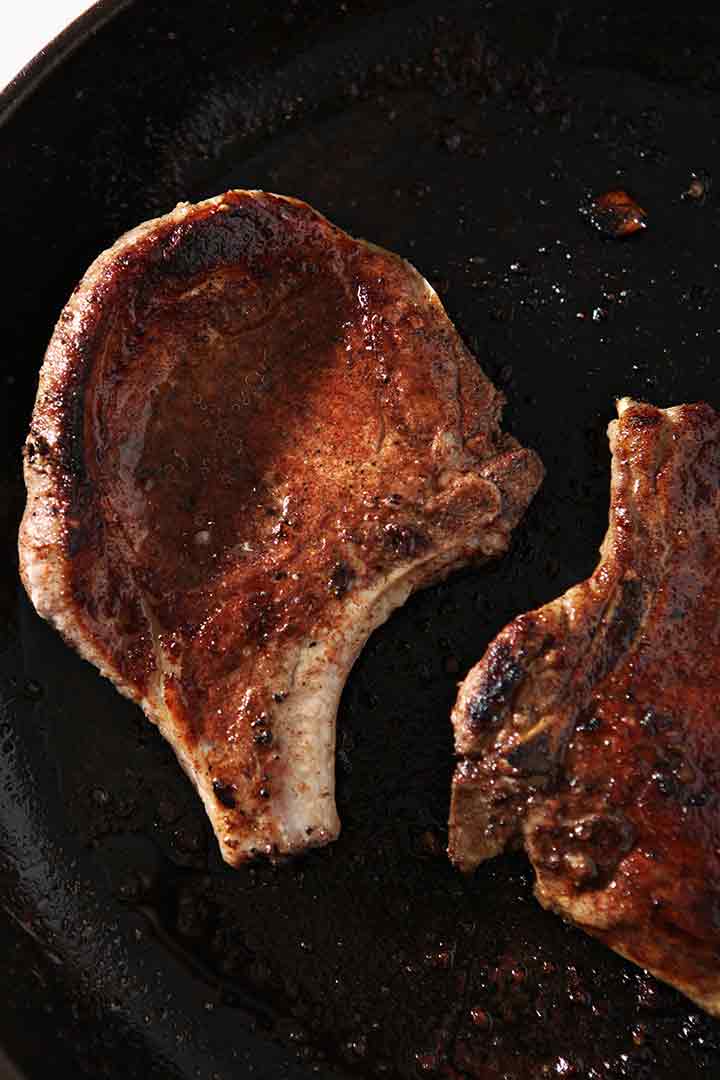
[581,189,647,238]
[683,170,712,204]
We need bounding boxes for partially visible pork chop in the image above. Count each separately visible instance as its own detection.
[20,190,543,865]
[450,398,720,1016]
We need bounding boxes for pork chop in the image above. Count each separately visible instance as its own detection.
[19,190,543,865]
[450,397,720,1015]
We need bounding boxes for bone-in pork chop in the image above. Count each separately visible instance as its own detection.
[450,398,720,1015]
[19,190,543,865]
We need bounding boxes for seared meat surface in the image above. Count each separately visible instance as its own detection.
[450,397,720,1015]
[20,190,542,865]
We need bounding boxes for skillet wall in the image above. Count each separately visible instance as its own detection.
[3,6,720,1079]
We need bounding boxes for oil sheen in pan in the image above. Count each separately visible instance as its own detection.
[2,5,720,1080]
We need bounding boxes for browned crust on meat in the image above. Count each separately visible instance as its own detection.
[450,397,720,1017]
[20,189,544,864]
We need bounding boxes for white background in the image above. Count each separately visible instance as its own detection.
[1,2,97,91]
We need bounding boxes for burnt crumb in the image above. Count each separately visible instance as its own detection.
[329,560,355,598]
[383,522,430,560]
[258,787,271,799]
[580,189,647,238]
[253,729,273,747]
[212,779,237,808]
[272,692,287,703]
[683,170,712,204]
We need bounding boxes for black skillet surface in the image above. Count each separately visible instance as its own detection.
[3,6,720,1079]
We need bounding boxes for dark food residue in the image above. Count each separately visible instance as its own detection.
[683,170,712,205]
[581,190,648,238]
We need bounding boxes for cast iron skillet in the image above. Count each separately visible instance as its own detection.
[3,6,720,1078]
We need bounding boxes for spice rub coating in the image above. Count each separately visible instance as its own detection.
[451,397,720,1016]
[20,190,543,864]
